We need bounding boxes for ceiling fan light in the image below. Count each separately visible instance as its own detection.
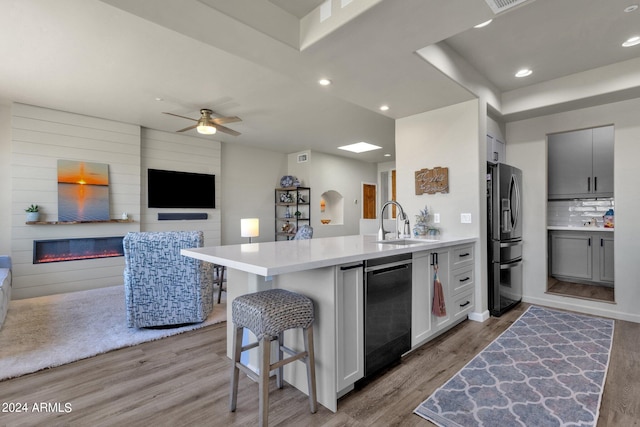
[196,119,217,134]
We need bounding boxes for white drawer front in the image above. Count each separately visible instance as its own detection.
[451,245,474,269]
[452,290,474,321]
[451,264,474,296]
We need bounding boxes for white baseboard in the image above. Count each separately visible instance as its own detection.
[468,310,489,322]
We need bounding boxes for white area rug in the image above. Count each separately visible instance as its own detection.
[0,285,226,381]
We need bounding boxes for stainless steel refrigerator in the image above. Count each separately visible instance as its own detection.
[487,162,523,316]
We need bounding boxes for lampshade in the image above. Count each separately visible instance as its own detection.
[241,218,259,242]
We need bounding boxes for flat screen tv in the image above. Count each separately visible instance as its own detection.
[147,168,215,209]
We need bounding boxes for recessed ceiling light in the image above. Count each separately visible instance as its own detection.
[155,97,163,101]
[379,105,389,111]
[624,4,638,12]
[474,19,493,28]
[338,142,382,153]
[622,36,640,47]
[515,68,533,78]
[318,78,332,86]
[384,153,391,157]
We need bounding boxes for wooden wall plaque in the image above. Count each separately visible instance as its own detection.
[415,166,449,195]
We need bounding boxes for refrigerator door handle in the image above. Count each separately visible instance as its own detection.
[510,174,520,233]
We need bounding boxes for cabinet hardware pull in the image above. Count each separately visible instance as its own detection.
[340,263,364,271]
[431,252,439,266]
[588,238,591,246]
[600,238,603,247]
[460,277,470,282]
[459,253,470,257]
[587,177,591,192]
[460,301,471,308]
[594,176,597,192]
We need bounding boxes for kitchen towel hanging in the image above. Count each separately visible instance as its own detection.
[432,264,446,317]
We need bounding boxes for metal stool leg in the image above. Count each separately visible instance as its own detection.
[276,332,284,389]
[304,325,318,413]
[229,326,243,412]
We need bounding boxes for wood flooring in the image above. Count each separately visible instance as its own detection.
[1,303,638,426]
[547,277,615,303]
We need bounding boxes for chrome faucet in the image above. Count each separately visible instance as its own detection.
[378,201,410,240]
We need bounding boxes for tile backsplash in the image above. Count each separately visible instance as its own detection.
[547,199,614,227]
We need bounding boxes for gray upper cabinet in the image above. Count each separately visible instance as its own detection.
[548,125,613,199]
[592,126,614,195]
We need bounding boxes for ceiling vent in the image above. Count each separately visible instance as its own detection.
[484,0,530,14]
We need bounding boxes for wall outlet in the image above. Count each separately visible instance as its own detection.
[433,213,440,223]
[461,213,472,223]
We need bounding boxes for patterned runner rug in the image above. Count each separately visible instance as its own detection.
[414,305,614,427]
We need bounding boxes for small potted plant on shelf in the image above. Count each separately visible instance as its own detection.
[25,204,40,222]
[413,206,439,238]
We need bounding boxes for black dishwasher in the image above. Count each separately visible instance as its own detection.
[362,253,412,380]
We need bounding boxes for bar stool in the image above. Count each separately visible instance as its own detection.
[229,289,317,426]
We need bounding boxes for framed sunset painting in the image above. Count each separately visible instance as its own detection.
[57,160,110,221]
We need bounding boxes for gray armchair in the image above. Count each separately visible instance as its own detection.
[123,231,214,328]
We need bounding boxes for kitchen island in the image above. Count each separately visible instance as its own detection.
[182,234,477,412]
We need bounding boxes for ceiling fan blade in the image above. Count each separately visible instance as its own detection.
[214,124,241,136]
[163,112,198,122]
[212,116,242,125]
[176,124,198,132]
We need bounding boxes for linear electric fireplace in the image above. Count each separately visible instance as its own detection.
[33,236,125,264]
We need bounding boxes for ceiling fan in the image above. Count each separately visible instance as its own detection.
[163,109,241,136]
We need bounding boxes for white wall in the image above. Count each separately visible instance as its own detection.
[9,104,140,299]
[140,128,221,246]
[395,100,481,238]
[506,97,640,322]
[221,143,287,244]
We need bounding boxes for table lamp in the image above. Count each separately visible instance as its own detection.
[241,218,259,243]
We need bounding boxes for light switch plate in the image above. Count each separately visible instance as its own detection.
[433,213,440,223]
[461,213,472,223]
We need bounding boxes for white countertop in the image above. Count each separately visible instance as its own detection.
[547,226,614,232]
[182,234,476,276]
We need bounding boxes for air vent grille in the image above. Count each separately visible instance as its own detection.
[484,0,530,14]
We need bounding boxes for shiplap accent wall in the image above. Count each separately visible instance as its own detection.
[10,104,141,299]
[10,106,224,299]
[140,128,221,246]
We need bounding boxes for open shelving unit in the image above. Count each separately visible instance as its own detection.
[275,187,310,240]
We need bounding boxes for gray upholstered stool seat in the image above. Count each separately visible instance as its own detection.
[230,289,317,426]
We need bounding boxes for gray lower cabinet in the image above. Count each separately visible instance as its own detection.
[598,234,615,283]
[335,261,364,393]
[549,231,614,285]
[548,125,613,199]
